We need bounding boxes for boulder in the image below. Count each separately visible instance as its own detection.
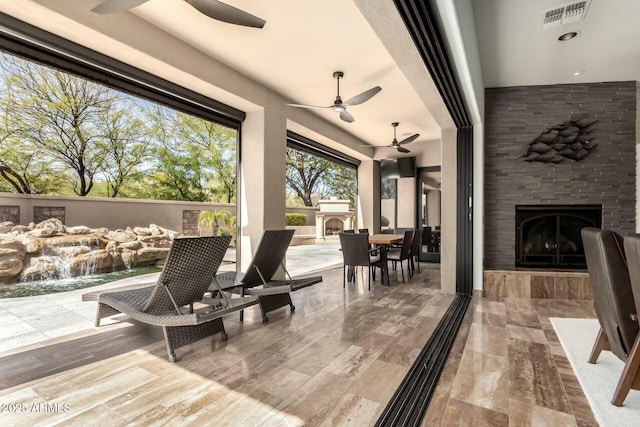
[137,247,170,263]
[0,236,27,258]
[109,229,137,243]
[69,250,112,272]
[120,249,138,268]
[0,257,23,280]
[35,218,65,233]
[65,225,91,235]
[45,233,105,249]
[133,227,152,236]
[22,256,67,278]
[149,223,163,236]
[17,235,47,254]
[0,221,14,233]
[119,240,142,251]
[56,245,92,260]
[11,225,32,233]
[138,235,171,248]
[26,228,58,238]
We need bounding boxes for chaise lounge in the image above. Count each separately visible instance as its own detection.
[82,235,259,362]
[211,229,323,323]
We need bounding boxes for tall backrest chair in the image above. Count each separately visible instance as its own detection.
[386,229,415,283]
[583,228,640,406]
[410,228,422,274]
[339,232,380,290]
[582,228,637,362]
[618,235,640,406]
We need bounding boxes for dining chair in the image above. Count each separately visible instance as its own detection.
[410,228,422,274]
[582,227,639,406]
[386,229,415,283]
[339,232,382,290]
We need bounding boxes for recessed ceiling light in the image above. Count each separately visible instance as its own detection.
[559,31,579,41]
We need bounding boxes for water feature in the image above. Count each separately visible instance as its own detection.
[0,265,161,298]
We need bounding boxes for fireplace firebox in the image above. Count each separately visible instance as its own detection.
[515,205,602,270]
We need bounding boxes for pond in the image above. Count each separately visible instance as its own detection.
[0,266,162,299]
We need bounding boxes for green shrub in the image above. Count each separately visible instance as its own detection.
[380,216,390,227]
[286,213,307,226]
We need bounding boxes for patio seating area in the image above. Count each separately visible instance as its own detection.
[0,242,343,353]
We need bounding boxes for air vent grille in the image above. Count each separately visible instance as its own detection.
[541,1,590,30]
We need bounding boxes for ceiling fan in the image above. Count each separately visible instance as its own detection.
[91,0,266,28]
[387,122,419,153]
[286,71,381,123]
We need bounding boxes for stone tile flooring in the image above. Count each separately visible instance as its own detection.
[423,297,599,426]
[0,250,602,425]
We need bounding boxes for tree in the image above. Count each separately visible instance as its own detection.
[285,149,331,206]
[145,106,237,202]
[0,75,67,194]
[198,210,231,236]
[322,164,357,206]
[0,52,146,196]
[171,112,237,203]
[285,148,357,207]
[100,106,152,197]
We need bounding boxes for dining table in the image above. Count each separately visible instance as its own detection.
[369,234,403,286]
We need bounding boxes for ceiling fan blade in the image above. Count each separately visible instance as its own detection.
[185,0,266,28]
[397,133,420,145]
[344,86,381,106]
[91,0,149,14]
[286,103,333,109]
[340,110,355,123]
[397,146,411,153]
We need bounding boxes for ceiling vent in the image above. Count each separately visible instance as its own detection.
[541,1,590,30]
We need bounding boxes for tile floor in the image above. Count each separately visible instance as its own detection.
[0,257,601,426]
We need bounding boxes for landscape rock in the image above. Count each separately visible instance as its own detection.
[69,250,112,272]
[35,218,65,233]
[6,222,179,280]
[109,230,138,243]
[65,225,91,235]
[0,257,23,280]
[137,247,170,263]
[0,221,14,233]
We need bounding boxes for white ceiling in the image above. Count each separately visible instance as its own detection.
[472,0,640,87]
[0,0,444,157]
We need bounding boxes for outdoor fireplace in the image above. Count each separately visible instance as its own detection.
[515,205,602,269]
[315,198,354,241]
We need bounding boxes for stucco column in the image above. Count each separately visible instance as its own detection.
[357,159,381,232]
[239,103,287,272]
[316,214,325,241]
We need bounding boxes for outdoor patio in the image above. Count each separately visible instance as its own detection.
[0,242,343,353]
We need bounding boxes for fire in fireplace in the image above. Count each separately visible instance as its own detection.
[515,205,602,269]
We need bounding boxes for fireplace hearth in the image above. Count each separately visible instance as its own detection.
[515,205,602,270]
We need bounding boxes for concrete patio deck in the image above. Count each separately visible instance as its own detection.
[0,242,343,353]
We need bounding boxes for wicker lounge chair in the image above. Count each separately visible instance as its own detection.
[211,229,323,323]
[82,235,258,362]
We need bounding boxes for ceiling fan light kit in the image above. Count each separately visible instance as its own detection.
[91,0,266,28]
[286,71,381,123]
[387,122,419,153]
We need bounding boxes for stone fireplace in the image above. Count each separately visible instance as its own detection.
[315,198,354,241]
[482,81,636,299]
